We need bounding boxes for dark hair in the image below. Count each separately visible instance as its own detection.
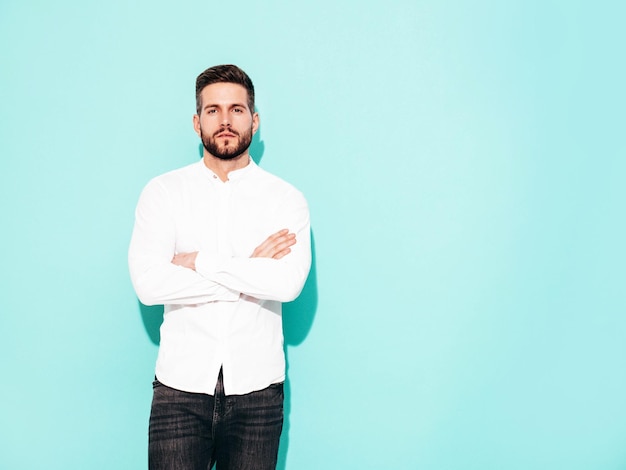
[195,64,255,115]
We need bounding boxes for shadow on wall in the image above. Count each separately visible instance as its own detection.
[137,233,319,470]
[278,233,318,470]
[139,303,162,345]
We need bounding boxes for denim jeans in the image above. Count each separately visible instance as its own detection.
[148,370,284,470]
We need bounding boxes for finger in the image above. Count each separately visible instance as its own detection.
[258,233,295,254]
[257,231,289,249]
[251,231,295,258]
[252,242,276,258]
[253,237,280,257]
[264,235,295,255]
[266,229,290,241]
[272,247,291,260]
[274,236,296,251]
[267,236,296,258]
[252,237,275,257]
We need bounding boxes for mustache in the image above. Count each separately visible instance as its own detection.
[213,127,240,138]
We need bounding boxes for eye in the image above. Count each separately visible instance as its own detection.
[233,107,244,113]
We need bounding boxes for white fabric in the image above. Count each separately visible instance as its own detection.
[129,158,311,395]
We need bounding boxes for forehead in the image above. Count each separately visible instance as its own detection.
[199,82,250,108]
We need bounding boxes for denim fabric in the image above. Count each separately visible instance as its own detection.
[149,370,284,470]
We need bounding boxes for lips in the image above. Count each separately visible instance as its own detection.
[216,131,237,138]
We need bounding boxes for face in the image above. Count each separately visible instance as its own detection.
[193,82,259,161]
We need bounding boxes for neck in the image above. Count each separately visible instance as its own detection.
[203,152,250,182]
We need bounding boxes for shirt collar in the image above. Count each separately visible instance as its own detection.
[199,156,258,182]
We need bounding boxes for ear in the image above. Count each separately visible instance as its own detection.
[252,112,260,135]
[192,114,201,137]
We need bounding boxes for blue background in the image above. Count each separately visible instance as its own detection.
[1,1,625,468]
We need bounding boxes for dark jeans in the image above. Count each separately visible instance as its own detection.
[149,370,284,470]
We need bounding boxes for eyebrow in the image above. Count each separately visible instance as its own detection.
[203,102,248,111]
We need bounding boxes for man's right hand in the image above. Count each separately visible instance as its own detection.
[251,229,296,259]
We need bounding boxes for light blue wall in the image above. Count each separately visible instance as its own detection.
[1,1,624,468]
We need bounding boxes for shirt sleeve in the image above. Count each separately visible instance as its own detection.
[128,178,240,306]
[194,189,312,303]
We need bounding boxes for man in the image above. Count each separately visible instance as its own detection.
[128,64,311,470]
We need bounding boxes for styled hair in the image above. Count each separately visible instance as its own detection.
[195,64,255,115]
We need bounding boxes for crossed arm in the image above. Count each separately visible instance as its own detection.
[130,228,305,306]
[129,179,311,306]
[171,229,297,270]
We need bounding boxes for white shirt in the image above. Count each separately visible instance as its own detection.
[128,158,311,395]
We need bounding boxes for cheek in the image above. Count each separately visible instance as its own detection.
[199,118,217,133]
[241,117,256,133]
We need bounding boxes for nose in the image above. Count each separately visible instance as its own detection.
[221,113,231,127]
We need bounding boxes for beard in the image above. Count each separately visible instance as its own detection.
[200,125,253,161]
